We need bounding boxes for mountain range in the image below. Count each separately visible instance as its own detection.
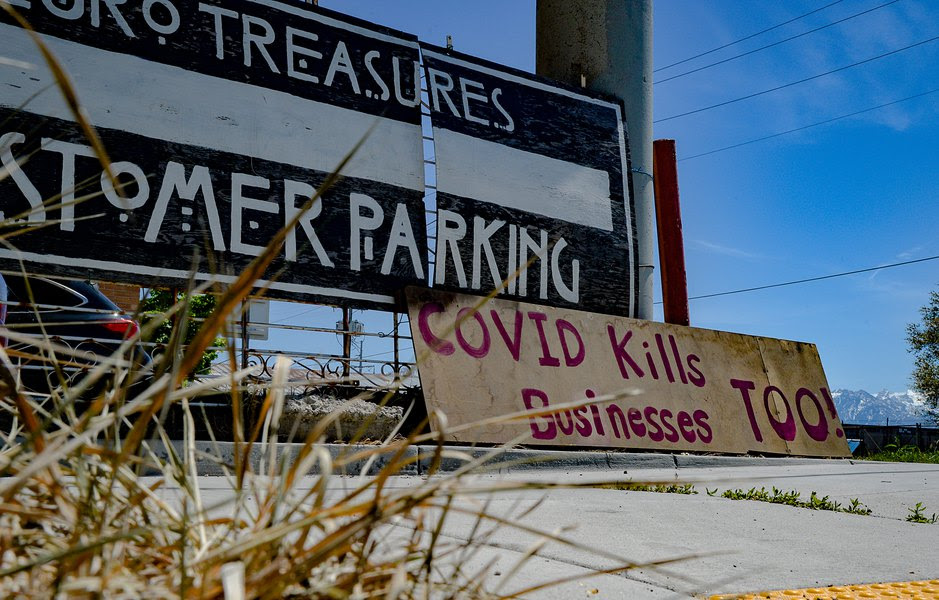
[831,389,934,426]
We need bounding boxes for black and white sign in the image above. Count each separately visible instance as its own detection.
[423,46,637,317]
[0,0,427,308]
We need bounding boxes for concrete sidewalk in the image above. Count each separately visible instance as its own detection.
[171,443,939,598]
[411,459,939,597]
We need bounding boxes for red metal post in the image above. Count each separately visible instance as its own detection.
[652,139,690,326]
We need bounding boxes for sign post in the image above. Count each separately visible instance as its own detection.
[653,139,690,326]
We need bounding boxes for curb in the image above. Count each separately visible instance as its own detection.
[145,441,839,477]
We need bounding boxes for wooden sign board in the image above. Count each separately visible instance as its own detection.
[422,46,638,317]
[407,289,850,457]
[0,0,426,309]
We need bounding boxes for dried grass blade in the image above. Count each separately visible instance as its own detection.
[0,3,120,193]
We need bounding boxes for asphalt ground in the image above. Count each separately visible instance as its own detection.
[158,445,939,598]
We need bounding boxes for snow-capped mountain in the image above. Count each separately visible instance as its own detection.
[831,389,933,426]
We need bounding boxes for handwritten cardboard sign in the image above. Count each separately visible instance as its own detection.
[407,289,850,457]
[0,0,426,308]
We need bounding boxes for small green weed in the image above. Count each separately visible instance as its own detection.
[707,486,872,516]
[603,484,873,517]
[906,502,939,524]
[597,482,698,494]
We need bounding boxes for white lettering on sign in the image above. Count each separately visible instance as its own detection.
[422,45,634,316]
[231,172,279,256]
[435,210,579,302]
[143,0,181,36]
[146,162,225,250]
[0,132,44,224]
[2,24,424,194]
[101,161,150,213]
[13,0,426,110]
[382,202,424,278]
[0,0,428,308]
[92,0,135,38]
[242,14,280,73]
[43,138,96,232]
[427,68,514,132]
[199,3,239,58]
[0,130,425,279]
[286,26,322,84]
[283,179,333,267]
[17,0,186,38]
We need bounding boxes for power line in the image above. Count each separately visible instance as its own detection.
[655,0,846,73]
[655,33,939,124]
[672,255,939,303]
[655,0,902,85]
[274,304,328,324]
[679,87,939,161]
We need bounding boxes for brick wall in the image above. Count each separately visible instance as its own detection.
[96,281,142,314]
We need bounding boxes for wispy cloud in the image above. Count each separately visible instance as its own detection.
[692,240,766,261]
[896,244,930,260]
[854,274,931,300]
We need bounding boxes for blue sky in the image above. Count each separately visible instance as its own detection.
[263,0,939,393]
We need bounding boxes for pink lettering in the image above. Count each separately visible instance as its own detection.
[687,354,706,388]
[455,308,491,358]
[528,311,561,367]
[418,302,454,356]
[693,410,712,443]
[644,406,664,442]
[795,388,829,442]
[556,319,585,367]
[668,335,688,384]
[607,326,644,379]
[555,409,576,435]
[821,387,845,438]
[587,390,605,436]
[573,405,592,436]
[730,378,762,443]
[763,386,797,442]
[490,309,523,361]
[606,405,630,439]
[627,407,646,437]
[660,409,680,443]
[677,411,696,443]
[521,388,556,440]
[654,334,675,383]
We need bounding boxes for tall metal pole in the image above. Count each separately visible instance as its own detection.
[341,306,351,379]
[536,0,655,320]
[392,311,400,379]
[240,300,250,371]
[652,139,690,326]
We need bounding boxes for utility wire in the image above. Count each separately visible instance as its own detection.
[274,304,328,324]
[655,0,902,85]
[655,33,939,123]
[679,87,939,161]
[655,0,845,73]
[674,255,939,302]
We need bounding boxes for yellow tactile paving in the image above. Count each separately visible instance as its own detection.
[710,579,939,599]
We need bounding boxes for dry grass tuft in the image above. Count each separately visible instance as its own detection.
[0,320,668,598]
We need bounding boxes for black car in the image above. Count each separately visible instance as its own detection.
[0,274,150,396]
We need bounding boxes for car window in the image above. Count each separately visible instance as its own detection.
[4,276,88,313]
